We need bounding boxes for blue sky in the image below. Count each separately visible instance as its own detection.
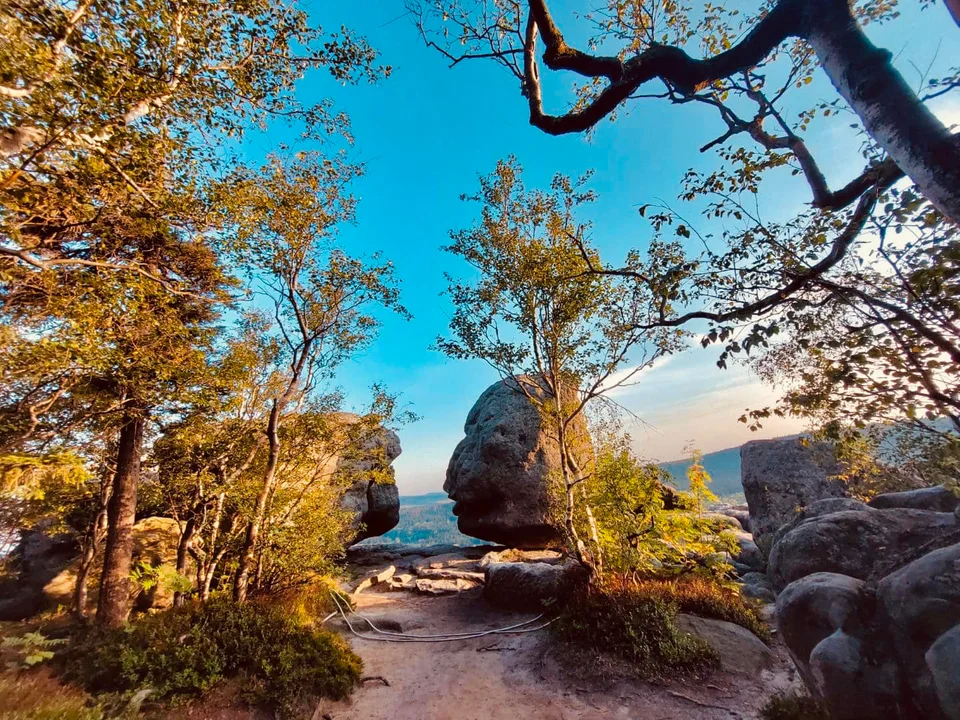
[247,1,960,494]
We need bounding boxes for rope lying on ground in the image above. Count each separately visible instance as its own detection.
[328,591,556,643]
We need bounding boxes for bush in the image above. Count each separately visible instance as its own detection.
[66,598,362,716]
[630,576,771,642]
[555,576,719,679]
[761,692,829,720]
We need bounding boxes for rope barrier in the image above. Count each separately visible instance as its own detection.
[328,591,556,643]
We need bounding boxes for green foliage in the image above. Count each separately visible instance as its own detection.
[440,157,683,565]
[555,576,719,679]
[2,633,67,670]
[584,438,736,578]
[129,561,192,597]
[761,693,829,720]
[66,599,362,716]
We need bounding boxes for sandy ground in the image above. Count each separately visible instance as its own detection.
[314,587,801,720]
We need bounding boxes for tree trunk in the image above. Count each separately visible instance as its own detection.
[200,492,225,602]
[803,0,960,222]
[581,488,603,579]
[96,408,145,628]
[173,517,196,607]
[234,400,281,602]
[73,497,109,619]
[557,417,592,572]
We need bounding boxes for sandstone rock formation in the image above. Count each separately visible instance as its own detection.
[675,614,774,676]
[771,493,960,719]
[740,437,849,550]
[0,516,189,620]
[483,558,589,611]
[444,376,591,548]
[740,436,960,718]
[868,484,960,513]
[330,412,402,543]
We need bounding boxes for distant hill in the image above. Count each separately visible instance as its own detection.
[399,492,450,507]
[362,493,483,547]
[659,446,744,499]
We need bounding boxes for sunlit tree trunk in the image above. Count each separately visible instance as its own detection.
[96,406,145,628]
[803,0,960,222]
[73,483,110,619]
[234,400,281,602]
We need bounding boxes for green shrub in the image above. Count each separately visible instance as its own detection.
[630,576,771,642]
[761,692,829,720]
[66,598,362,716]
[555,577,719,679]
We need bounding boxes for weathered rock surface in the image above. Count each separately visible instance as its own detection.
[0,517,189,620]
[868,485,960,513]
[483,559,588,611]
[445,376,592,548]
[732,530,765,572]
[773,505,960,719]
[334,413,403,543]
[676,614,774,675]
[740,437,848,550]
[878,542,960,718]
[769,505,958,590]
[739,571,776,604]
[0,529,76,620]
[712,503,752,533]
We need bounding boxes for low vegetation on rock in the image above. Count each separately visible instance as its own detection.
[555,576,720,678]
[761,692,829,720]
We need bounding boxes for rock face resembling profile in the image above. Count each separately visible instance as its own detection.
[740,437,849,551]
[332,412,403,543]
[445,376,591,549]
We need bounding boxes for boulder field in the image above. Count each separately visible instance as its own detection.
[741,437,960,719]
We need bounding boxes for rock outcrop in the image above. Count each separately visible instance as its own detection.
[444,376,591,548]
[769,501,957,590]
[868,485,960,513]
[483,559,589,611]
[740,436,960,719]
[740,437,848,551]
[0,516,189,620]
[770,491,960,719]
[330,412,402,543]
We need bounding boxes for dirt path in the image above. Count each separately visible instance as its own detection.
[316,587,801,720]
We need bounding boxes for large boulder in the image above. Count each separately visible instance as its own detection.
[330,412,402,543]
[878,542,960,719]
[444,376,591,548]
[740,437,849,551]
[483,559,588,611]
[869,485,960,514]
[676,614,774,675]
[0,529,77,620]
[774,512,960,718]
[769,505,958,589]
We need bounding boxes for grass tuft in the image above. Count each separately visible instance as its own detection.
[629,576,771,642]
[761,692,829,720]
[554,576,720,679]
